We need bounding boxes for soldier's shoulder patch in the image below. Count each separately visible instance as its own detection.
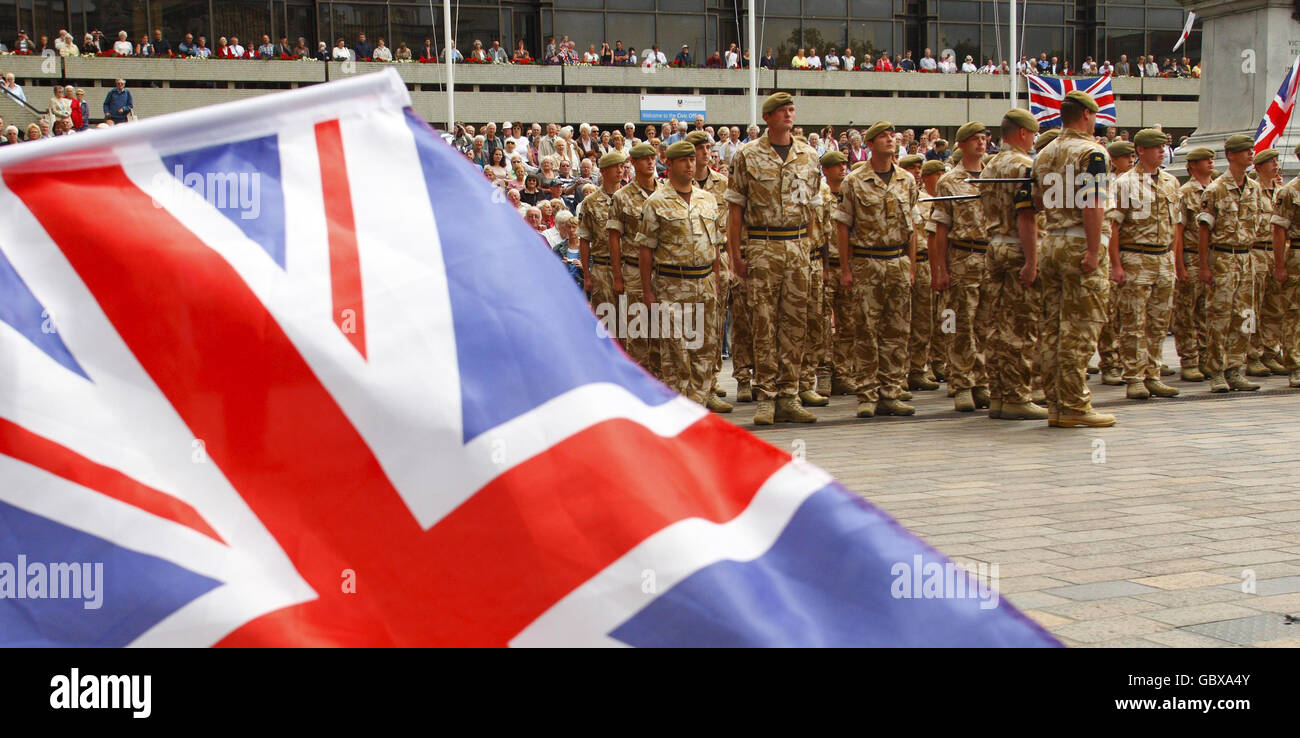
[1085,150,1107,176]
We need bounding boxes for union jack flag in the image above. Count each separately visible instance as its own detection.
[1254,54,1300,155]
[0,70,1057,647]
[1026,74,1117,129]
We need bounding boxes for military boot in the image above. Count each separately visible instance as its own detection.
[954,388,976,412]
[774,396,817,423]
[1227,369,1261,391]
[972,386,991,409]
[1032,388,1048,406]
[1000,401,1049,420]
[1101,368,1124,386]
[706,395,734,413]
[1207,371,1230,393]
[714,386,727,398]
[1290,369,1300,388]
[1246,358,1271,377]
[1263,356,1288,375]
[798,389,830,407]
[900,390,914,401]
[856,400,876,418]
[816,372,832,395]
[1055,409,1117,428]
[830,376,856,395]
[908,371,940,391]
[876,397,916,416]
[1160,363,1176,377]
[1087,363,1100,375]
[1126,380,1151,400]
[1144,378,1180,398]
[753,400,775,425]
[737,380,754,403]
[932,365,948,382]
[1180,365,1205,382]
[987,398,1003,419]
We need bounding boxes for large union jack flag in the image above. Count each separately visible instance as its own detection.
[1254,54,1300,155]
[1026,74,1117,129]
[0,70,1057,647]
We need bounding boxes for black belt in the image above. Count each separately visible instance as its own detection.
[748,224,808,240]
[1119,243,1171,255]
[852,244,906,260]
[1211,245,1251,254]
[590,255,613,266]
[950,238,989,253]
[622,255,639,267]
[1253,241,1273,251]
[827,256,842,267]
[914,253,929,263]
[654,263,713,279]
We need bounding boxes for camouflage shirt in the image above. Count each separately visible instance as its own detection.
[1270,178,1300,241]
[1178,177,1211,238]
[1030,128,1110,231]
[634,185,723,267]
[694,167,730,238]
[914,198,934,255]
[979,144,1034,242]
[1256,186,1277,244]
[577,187,619,259]
[606,179,661,260]
[724,133,823,229]
[1105,162,1182,247]
[931,164,988,241]
[833,164,919,249]
[1196,171,1263,246]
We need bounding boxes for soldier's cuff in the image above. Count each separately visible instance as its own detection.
[1271,214,1291,229]
[723,190,746,206]
[831,210,854,226]
[605,220,624,233]
[1106,209,1125,224]
[809,193,825,208]
[1196,212,1215,228]
[576,226,592,240]
[929,209,952,226]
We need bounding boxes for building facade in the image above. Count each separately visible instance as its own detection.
[1,1,1199,70]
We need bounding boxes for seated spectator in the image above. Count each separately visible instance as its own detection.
[257,34,275,59]
[229,35,247,58]
[761,48,775,69]
[538,199,555,229]
[178,33,196,56]
[899,49,916,71]
[524,206,544,232]
[25,122,41,141]
[485,145,507,177]
[520,173,544,204]
[193,35,211,57]
[706,50,723,68]
[791,48,808,68]
[275,35,293,58]
[962,55,976,73]
[332,38,351,61]
[216,37,233,58]
[875,53,893,71]
[825,47,840,71]
[584,44,600,63]
[807,47,822,69]
[373,38,392,61]
[918,48,936,71]
[612,41,628,65]
[515,39,532,62]
[2,126,16,144]
[395,42,411,61]
[112,30,132,55]
[505,188,525,217]
[842,47,855,70]
[353,33,373,60]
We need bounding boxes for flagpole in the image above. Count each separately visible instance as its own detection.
[1010,0,1017,107]
[748,0,758,128]
[444,0,454,131]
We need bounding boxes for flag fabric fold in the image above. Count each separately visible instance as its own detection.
[1173,12,1196,53]
[0,69,1058,647]
[1026,74,1117,129]
[1254,54,1300,155]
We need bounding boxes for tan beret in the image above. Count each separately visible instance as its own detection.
[762,92,794,115]
[1224,134,1255,153]
[664,141,697,160]
[598,150,627,169]
[1184,147,1214,162]
[1002,108,1040,133]
[1255,149,1279,166]
[1107,141,1135,158]
[921,160,946,176]
[629,143,657,159]
[820,150,849,167]
[1132,128,1168,148]
[1034,129,1060,150]
[898,154,924,169]
[1063,90,1099,112]
[863,120,894,142]
[955,121,987,143]
[685,131,711,147]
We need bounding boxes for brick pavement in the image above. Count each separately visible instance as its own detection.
[717,339,1300,647]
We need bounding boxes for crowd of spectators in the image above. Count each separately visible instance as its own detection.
[0,73,134,143]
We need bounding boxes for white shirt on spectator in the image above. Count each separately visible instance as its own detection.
[807,54,822,69]
[332,46,352,61]
[979,63,996,74]
[962,61,977,73]
[725,49,739,68]
[584,51,599,63]
[842,54,855,70]
[374,45,392,61]
[825,53,840,71]
[919,55,937,71]
[643,48,667,66]
[113,40,133,55]
[230,43,246,57]
[1100,62,1114,75]
[509,135,531,155]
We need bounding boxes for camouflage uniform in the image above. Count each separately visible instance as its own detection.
[578,186,618,326]
[1249,183,1284,366]
[909,196,934,374]
[1271,177,1300,371]
[1107,162,1180,382]
[635,184,723,404]
[979,144,1040,405]
[800,181,833,391]
[931,164,990,394]
[1173,177,1211,371]
[607,179,660,368]
[1030,128,1112,415]
[1197,172,1262,375]
[834,165,918,403]
[725,133,823,400]
[694,166,731,391]
[825,189,858,385]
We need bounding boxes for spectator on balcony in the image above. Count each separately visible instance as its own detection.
[1041,55,1056,74]
[837,47,853,70]
[1100,59,1114,75]
[544,37,557,63]
[1061,59,1072,75]
[1181,56,1194,77]
[899,49,916,71]
[918,48,935,72]
[58,31,79,57]
[581,44,598,64]
[103,78,133,124]
[706,49,723,68]
[978,58,995,73]
[643,44,667,67]
[231,35,248,58]
[1036,52,1049,73]
[274,35,293,58]
[1015,55,1028,73]
[331,39,352,61]
[1080,56,1096,74]
[824,47,840,71]
[112,30,132,56]
[724,43,739,69]
[808,47,823,69]
[352,33,372,61]
[417,39,434,61]
[13,30,33,52]
[939,52,957,73]
[194,36,211,57]
[875,53,893,71]
[1114,54,1129,76]
[760,48,775,69]
[597,42,612,66]
[466,40,483,61]
[1162,57,1175,74]
[256,34,275,59]
[512,40,530,62]
[216,37,232,58]
[177,33,196,56]
[962,55,976,73]
[394,42,411,61]
[484,39,506,63]
[612,41,628,65]
[790,48,807,69]
[445,40,463,62]
[371,38,391,61]
[48,85,71,124]
[1143,56,1158,76]
[314,41,329,61]
[561,39,579,64]
[138,33,156,56]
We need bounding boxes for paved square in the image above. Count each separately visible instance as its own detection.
[718,340,1300,647]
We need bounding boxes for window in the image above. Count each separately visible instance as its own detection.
[804,0,847,16]
[390,4,437,51]
[211,0,273,48]
[84,0,146,44]
[657,13,704,56]
[552,10,602,50]
[939,1,978,22]
[802,20,846,54]
[937,22,977,65]
[761,16,800,66]
[849,0,892,18]
[846,19,891,58]
[606,12,654,55]
[155,0,211,45]
[456,6,502,50]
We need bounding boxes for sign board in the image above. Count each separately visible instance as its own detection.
[640,95,707,123]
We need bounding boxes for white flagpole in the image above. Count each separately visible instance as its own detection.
[1010,0,1017,107]
[748,0,758,128]
[444,0,454,131]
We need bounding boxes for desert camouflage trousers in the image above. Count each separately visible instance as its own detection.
[800,259,830,390]
[851,255,912,403]
[618,263,652,369]
[1038,235,1110,414]
[1280,248,1300,369]
[589,263,616,326]
[651,272,719,405]
[743,238,810,400]
[730,272,753,384]
[1248,248,1285,362]
[1173,250,1208,370]
[908,258,933,373]
[826,257,858,382]
[1115,250,1175,382]
[1203,249,1253,374]
[984,242,1040,404]
[1097,281,1122,371]
[938,248,989,392]
[710,252,730,391]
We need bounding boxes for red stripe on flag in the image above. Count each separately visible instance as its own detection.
[314,120,367,358]
[5,163,793,646]
[0,418,225,544]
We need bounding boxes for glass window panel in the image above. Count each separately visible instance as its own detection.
[940,1,978,22]
[1103,28,1142,66]
[1022,26,1063,60]
[606,12,653,55]
[0,1,18,42]
[390,4,436,51]
[454,6,500,50]
[656,13,704,57]
[1147,9,1183,28]
[84,0,146,45]
[552,10,601,51]
[802,19,845,54]
[1025,4,1063,24]
[937,22,977,65]
[1108,8,1143,27]
[760,16,800,66]
[659,0,705,11]
[556,0,602,9]
[607,0,649,9]
[804,0,846,16]
[845,19,890,58]
[155,0,211,45]
[849,0,891,18]
[211,0,272,48]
